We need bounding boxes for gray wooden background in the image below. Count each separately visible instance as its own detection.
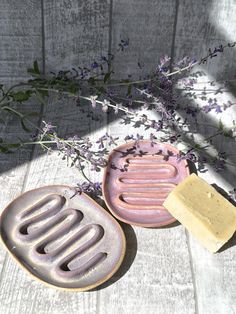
[0,1,236,314]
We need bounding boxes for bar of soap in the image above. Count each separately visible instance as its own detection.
[163,173,236,253]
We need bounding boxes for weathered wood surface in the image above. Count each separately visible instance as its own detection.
[0,0,42,278]
[0,1,236,313]
[173,2,236,314]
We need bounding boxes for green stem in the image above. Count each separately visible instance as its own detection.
[107,79,152,87]
[0,83,29,104]
[1,106,24,118]
[78,159,93,183]
[204,131,224,141]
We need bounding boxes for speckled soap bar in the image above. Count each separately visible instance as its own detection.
[0,186,126,290]
[163,174,236,253]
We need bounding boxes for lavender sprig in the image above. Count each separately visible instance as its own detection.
[1,40,236,200]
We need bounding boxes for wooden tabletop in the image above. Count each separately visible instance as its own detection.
[0,1,236,313]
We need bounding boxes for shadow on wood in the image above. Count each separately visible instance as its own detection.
[91,222,137,291]
[211,183,236,253]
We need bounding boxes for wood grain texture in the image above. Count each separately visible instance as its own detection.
[0,0,42,82]
[0,0,236,313]
[173,1,236,313]
[0,102,106,314]
[99,1,196,313]
[0,0,110,313]
[111,0,177,79]
[99,225,195,314]
[0,0,42,281]
[44,0,111,71]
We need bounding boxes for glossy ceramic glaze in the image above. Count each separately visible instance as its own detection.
[0,186,126,291]
[103,141,190,227]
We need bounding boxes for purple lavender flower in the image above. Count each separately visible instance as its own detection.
[124,135,134,142]
[150,120,163,131]
[160,55,171,66]
[91,61,99,69]
[202,104,212,113]
[114,103,122,114]
[149,133,157,146]
[157,55,171,73]
[177,151,197,162]
[202,98,222,114]
[74,181,102,196]
[100,56,108,63]
[169,134,180,143]
[96,135,106,149]
[185,107,198,117]
[142,102,150,110]
[90,95,98,108]
[163,150,174,161]
[213,158,226,172]
[102,100,110,112]
[223,100,233,110]
[107,134,119,146]
[218,151,227,159]
[134,134,144,147]
[42,121,56,133]
[118,38,129,51]
[215,105,222,113]
[140,114,148,123]
[90,163,101,172]
[31,132,38,140]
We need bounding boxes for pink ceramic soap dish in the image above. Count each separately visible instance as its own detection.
[102,141,190,227]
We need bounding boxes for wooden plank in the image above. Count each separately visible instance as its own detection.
[99,1,196,313]
[111,0,178,79]
[173,1,236,313]
[1,1,235,313]
[0,0,42,283]
[0,0,43,81]
[44,0,111,71]
[0,1,110,313]
[99,225,195,314]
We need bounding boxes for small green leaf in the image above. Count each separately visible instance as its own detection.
[33,60,40,74]
[97,86,106,96]
[0,145,11,153]
[19,111,39,133]
[38,89,49,98]
[218,120,224,130]
[11,90,32,102]
[68,84,79,94]
[35,90,47,106]
[103,72,111,83]
[20,118,31,132]
[27,69,40,77]
[27,60,40,77]
[0,142,21,153]
[127,84,132,95]
[223,129,233,138]
[88,77,95,86]
[24,112,39,118]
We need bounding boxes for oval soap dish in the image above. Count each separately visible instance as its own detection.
[0,185,126,291]
[102,141,190,227]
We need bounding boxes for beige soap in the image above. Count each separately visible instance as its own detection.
[163,173,236,253]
